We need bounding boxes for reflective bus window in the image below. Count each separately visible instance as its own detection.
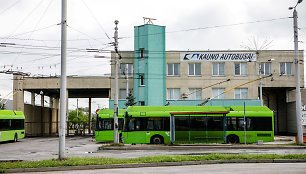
[227,117,272,131]
[0,119,11,131]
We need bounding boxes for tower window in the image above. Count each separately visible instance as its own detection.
[140,74,145,86]
[140,48,145,59]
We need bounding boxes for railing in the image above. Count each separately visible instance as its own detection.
[24,120,96,137]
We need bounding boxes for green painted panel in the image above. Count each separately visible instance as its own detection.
[122,131,171,144]
[95,130,122,142]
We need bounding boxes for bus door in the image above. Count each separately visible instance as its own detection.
[126,117,147,143]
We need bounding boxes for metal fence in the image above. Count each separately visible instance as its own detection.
[25,120,96,137]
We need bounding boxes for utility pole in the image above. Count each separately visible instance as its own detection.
[113,20,119,144]
[290,0,303,144]
[259,63,263,106]
[59,0,67,159]
[125,66,129,105]
[76,98,79,128]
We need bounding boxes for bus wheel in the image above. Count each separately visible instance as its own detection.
[150,135,164,144]
[14,134,18,142]
[226,134,239,144]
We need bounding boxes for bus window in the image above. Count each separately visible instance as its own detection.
[247,117,272,131]
[162,117,170,131]
[128,119,135,131]
[227,117,244,131]
[118,118,124,130]
[154,120,161,130]
[135,120,141,130]
[147,120,154,130]
[227,117,235,131]
[237,117,244,131]
[0,119,11,131]
[11,119,24,130]
[103,120,112,130]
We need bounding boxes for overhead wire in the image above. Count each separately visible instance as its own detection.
[4,0,45,40]
[0,0,22,15]
[81,0,112,41]
[0,14,298,78]
[67,25,110,47]
[12,0,54,63]
[120,17,291,39]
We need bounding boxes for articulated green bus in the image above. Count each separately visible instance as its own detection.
[122,106,274,144]
[0,110,25,142]
[95,109,125,142]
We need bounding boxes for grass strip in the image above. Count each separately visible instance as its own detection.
[0,154,305,170]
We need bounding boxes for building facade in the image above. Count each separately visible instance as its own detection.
[109,24,305,135]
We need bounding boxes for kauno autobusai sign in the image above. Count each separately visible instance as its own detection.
[180,52,257,62]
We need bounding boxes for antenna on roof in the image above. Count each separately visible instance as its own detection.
[143,17,156,24]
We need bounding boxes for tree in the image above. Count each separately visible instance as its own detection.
[68,109,88,129]
[125,92,137,107]
[0,103,6,110]
[0,95,5,110]
[240,36,273,50]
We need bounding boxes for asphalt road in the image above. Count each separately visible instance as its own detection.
[8,163,306,174]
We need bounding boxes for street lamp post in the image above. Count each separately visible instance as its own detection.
[289,0,303,144]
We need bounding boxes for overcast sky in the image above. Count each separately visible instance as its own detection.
[0,0,305,111]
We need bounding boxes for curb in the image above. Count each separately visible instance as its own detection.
[4,159,306,173]
[100,145,306,151]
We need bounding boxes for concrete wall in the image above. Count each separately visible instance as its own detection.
[287,102,306,134]
[258,50,304,88]
[24,104,58,136]
[23,76,111,89]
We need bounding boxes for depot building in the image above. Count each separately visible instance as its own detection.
[109,23,305,135]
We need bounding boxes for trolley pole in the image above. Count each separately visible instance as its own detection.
[292,4,303,144]
[113,20,119,144]
[59,0,67,159]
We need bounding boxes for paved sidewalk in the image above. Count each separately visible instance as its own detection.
[0,136,305,162]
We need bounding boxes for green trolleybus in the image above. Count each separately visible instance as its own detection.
[122,106,274,144]
[0,110,25,142]
[95,109,125,142]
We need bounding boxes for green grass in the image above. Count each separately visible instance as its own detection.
[0,154,305,171]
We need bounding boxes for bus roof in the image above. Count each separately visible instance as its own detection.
[127,106,228,117]
[226,106,272,112]
[225,106,273,117]
[0,110,25,119]
[127,106,227,112]
[97,109,125,118]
